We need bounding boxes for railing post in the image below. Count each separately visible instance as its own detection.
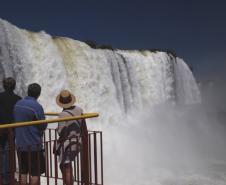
[8,128,15,185]
[54,130,58,185]
[0,146,2,185]
[81,119,89,185]
[100,132,103,185]
[45,142,50,185]
[93,132,98,185]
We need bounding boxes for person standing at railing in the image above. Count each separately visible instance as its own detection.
[14,83,46,185]
[54,90,87,185]
[0,77,21,185]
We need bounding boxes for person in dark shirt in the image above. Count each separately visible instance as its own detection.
[0,77,21,185]
[14,83,46,185]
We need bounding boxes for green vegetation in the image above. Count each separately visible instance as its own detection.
[166,49,177,58]
[97,45,113,50]
[84,40,113,50]
[84,40,97,49]
[188,65,193,72]
[83,40,177,58]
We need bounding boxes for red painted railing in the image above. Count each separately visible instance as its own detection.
[0,128,103,185]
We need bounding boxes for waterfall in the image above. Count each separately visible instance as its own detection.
[0,18,200,126]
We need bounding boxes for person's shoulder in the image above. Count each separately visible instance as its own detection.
[26,97,39,106]
[15,94,22,99]
[75,106,83,112]
[33,100,44,110]
[0,91,7,98]
[72,106,83,115]
[14,99,25,110]
[17,97,37,107]
[15,98,24,104]
[0,92,4,99]
[13,93,22,101]
[59,111,68,118]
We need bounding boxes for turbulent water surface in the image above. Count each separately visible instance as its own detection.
[0,18,226,185]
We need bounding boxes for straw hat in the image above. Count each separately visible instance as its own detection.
[56,90,76,108]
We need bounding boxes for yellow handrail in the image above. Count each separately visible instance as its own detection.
[0,113,99,129]
[45,112,59,116]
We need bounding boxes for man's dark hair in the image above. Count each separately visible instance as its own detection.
[28,83,41,99]
[3,77,16,91]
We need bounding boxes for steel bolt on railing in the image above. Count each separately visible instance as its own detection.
[0,113,103,185]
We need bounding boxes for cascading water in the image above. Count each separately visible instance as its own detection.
[0,19,200,116]
[1,18,226,185]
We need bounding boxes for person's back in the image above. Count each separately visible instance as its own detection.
[55,90,86,185]
[14,83,46,185]
[0,77,21,185]
[0,78,21,145]
[0,91,21,123]
[14,96,46,150]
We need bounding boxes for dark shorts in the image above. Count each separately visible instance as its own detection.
[17,151,46,176]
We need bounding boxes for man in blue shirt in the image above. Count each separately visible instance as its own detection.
[14,83,47,185]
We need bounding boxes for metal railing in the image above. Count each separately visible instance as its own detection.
[0,113,103,185]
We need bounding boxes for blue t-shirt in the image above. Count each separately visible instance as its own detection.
[14,96,46,151]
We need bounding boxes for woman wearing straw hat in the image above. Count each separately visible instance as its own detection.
[55,89,86,185]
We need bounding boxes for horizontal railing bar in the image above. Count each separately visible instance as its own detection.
[0,113,99,129]
[45,112,59,116]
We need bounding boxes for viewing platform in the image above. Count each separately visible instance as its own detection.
[0,112,103,185]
